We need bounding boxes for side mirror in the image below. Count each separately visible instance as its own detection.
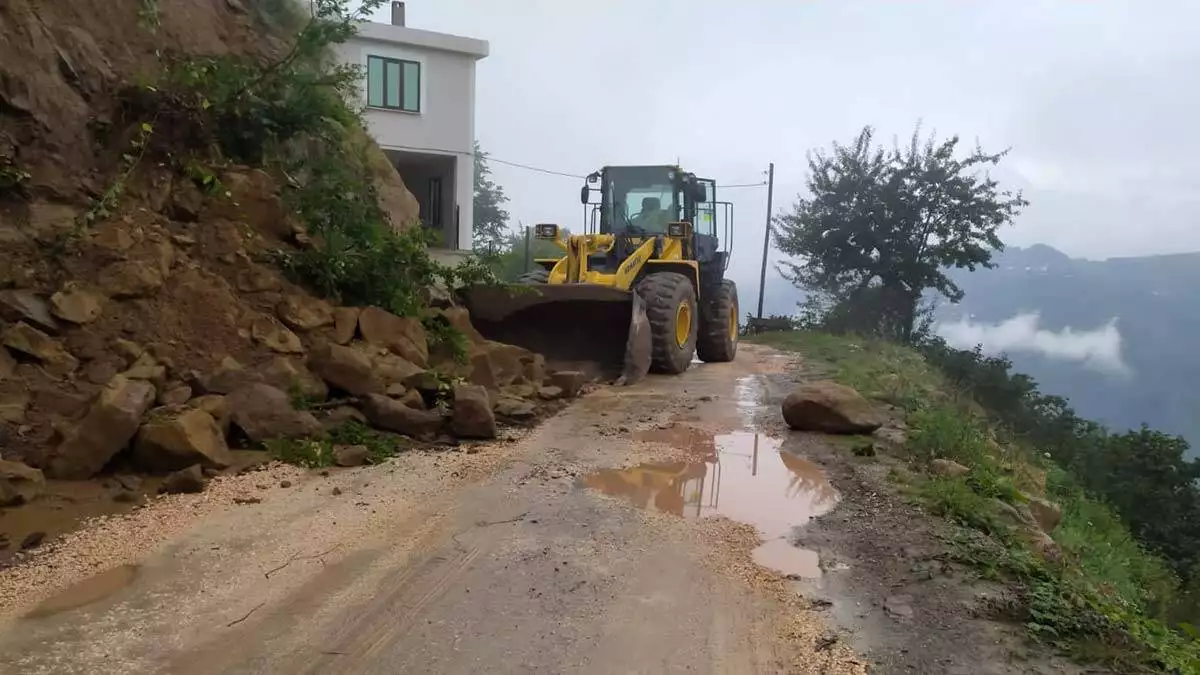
[692,182,707,202]
[580,185,590,204]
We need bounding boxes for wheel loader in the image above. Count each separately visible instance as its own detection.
[460,165,739,385]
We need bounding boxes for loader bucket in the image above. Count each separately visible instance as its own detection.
[459,283,652,385]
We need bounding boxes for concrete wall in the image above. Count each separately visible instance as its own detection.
[336,22,487,250]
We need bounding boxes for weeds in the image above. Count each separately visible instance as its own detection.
[265,421,407,468]
[0,155,31,196]
[137,0,161,32]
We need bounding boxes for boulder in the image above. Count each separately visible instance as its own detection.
[204,168,290,239]
[331,307,360,345]
[159,384,193,406]
[452,384,496,439]
[333,444,371,467]
[538,386,564,401]
[503,383,537,399]
[321,405,367,430]
[276,294,334,331]
[0,459,45,506]
[227,383,323,442]
[0,391,30,424]
[403,369,441,392]
[121,352,167,385]
[483,341,529,386]
[307,342,378,396]
[0,345,15,380]
[521,353,546,387]
[2,322,79,375]
[259,357,328,401]
[189,395,231,435]
[48,375,157,479]
[134,408,233,472]
[236,265,281,293]
[50,284,105,324]
[494,396,536,421]
[1028,530,1062,564]
[1026,496,1063,533]
[251,316,304,354]
[434,306,486,345]
[781,381,883,434]
[192,355,259,395]
[360,393,443,439]
[32,386,90,418]
[931,458,970,478]
[468,349,498,389]
[371,350,425,390]
[548,370,587,398]
[0,289,59,333]
[160,464,207,495]
[358,307,428,366]
[98,260,164,298]
[397,388,426,410]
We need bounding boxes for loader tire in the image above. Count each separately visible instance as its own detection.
[636,272,697,375]
[517,269,549,284]
[697,279,739,363]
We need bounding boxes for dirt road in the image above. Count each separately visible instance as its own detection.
[0,344,1076,674]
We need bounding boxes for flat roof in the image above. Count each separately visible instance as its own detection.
[354,21,489,59]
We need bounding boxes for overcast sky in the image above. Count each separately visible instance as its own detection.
[367,1,1200,302]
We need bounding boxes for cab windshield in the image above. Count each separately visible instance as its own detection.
[602,167,679,234]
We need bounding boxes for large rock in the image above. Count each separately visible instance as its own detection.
[134,408,233,472]
[2,322,79,375]
[160,464,207,494]
[259,357,328,401]
[50,284,105,324]
[781,381,883,434]
[494,395,536,421]
[360,393,443,439]
[371,350,425,390]
[548,370,587,398]
[1026,496,1063,533]
[277,294,334,331]
[358,307,428,366]
[0,289,59,334]
[204,168,290,239]
[121,351,167,386]
[521,353,546,386]
[483,341,530,386]
[0,345,16,380]
[189,395,231,435]
[333,444,370,467]
[98,260,164,298]
[227,383,323,442]
[0,459,45,506]
[468,349,498,389]
[931,458,970,478]
[251,316,304,354]
[48,375,157,479]
[434,306,486,345]
[452,384,496,439]
[192,355,260,395]
[307,342,378,396]
[331,307,360,344]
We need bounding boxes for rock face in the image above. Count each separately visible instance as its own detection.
[0,459,46,506]
[307,342,378,396]
[161,465,207,494]
[226,383,323,442]
[2,322,79,375]
[49,375,157,479]
[358,307,428,366]
[360,393,442,439]
[451,384,495,439]
[931,458,970,478]
[134,408,233,472]
[333,444,370,467]
[781,381,883,434]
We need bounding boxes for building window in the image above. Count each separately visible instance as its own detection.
[366,56,420,112]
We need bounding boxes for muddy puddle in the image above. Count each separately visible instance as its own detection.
[24,564,140,618]
[583,427,839,577]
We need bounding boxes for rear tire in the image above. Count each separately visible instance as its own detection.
[697,279,739,363]
[636,272,697,374]
[517,269,549,284]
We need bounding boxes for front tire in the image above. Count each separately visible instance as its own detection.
[697,279,739,363]
[636,272,697,374]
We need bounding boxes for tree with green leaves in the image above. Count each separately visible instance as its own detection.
[775,125,1028,341]
[472,140,510,253]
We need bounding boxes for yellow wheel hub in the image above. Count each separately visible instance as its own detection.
[729,307,738,341]
[675,302,692,348]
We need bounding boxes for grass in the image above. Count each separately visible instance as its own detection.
[265,421,408,468]
[752,329,1200,673]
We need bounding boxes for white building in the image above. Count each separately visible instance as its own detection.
[336,2,488,250]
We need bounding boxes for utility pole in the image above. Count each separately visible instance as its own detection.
[523,223,532,272]
[756,162,775,319]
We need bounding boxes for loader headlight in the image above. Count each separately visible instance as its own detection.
[534,223,559,239]
[667,222,690,238]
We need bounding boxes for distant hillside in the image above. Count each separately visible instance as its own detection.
[937,244,1200,451]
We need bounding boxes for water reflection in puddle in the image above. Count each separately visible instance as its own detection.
[583,428,840,578]
[24,564,140,618]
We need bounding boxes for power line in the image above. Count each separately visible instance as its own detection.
[487,157,586,179]
[721,182,768,189]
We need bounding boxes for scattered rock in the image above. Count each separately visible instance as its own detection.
[521,353,546,386]
[332,486,343,496]
[276,294,334,331]
[227,383,323,442]
[2,322,79,375]
[258,357,328,401]
[452,384,496,439]
[884,594,914,620]
[189,394,231,435]
[0,289,59,334]
[402,369,441,392]
[251,316,304,354]
[537,386,564,401]
[321,405,367,430]
[307,342,378,396]
[468,349,498,389]
[503,383,537,399]
[397,389,426,410]
[331,307,360,345]
[1028,530,1062,563]
[1025,496,1062,533]
[0,459,45,506]
[0,391,30,424]
[160,465,206,494]
[333,444,370,467]
[49,284,105,324]
[873,426,908,449]
[83,358,122,385]
[483,341,529,386]
[98,260,164,298]
[371,350,426,390]
[193,355,259,395]
[49,375,157,479]
[494,396,536,421]
[931,458,970,478]
[233,496,262,505]
[235,265,281,293]
[991,498,1037,529]
[548,370,587,398]
[159,384,193,406]
[781,381,883,434]
[121,352,167,385]
[280,480,292,488]
[20,531,46,550]
[358,306,428,366]
[134,408,233,472]
[32,386,90,418]
[360,393,443,439]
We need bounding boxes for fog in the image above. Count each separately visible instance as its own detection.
[935,313,1129,375]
